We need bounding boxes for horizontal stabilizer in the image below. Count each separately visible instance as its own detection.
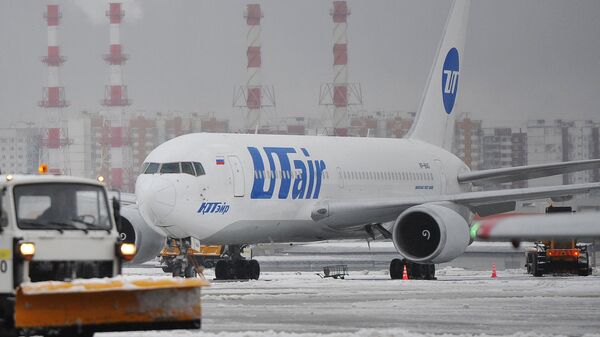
[476,213,600,240]
[457,159,600,185]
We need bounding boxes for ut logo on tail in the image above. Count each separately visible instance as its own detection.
[442,47,460,114]
[443,70,459,94]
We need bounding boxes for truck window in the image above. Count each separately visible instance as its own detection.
[14,183,111,231]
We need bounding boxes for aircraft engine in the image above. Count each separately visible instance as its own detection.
[119,205,167,264]
[392,203,470,264]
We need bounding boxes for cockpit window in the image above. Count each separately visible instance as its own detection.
[160,162,181,174]
[144,163,160,174]
[181,162,195,176]
[142,162,205,176]
[193,162,205,176]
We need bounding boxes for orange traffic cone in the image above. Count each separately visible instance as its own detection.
[402,264,409,280]
[491,263,497,278]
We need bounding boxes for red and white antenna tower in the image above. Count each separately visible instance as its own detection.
[233,4,275,133]
[39,4,70,174]
[319,1,362,136]
[101,2,131,191]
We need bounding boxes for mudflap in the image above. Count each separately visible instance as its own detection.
[14,278,208,335]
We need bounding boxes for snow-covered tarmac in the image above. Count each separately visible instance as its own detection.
[100,266,600,337]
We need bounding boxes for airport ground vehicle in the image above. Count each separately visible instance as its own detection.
[525,206,593,277]
[0,173,207,337]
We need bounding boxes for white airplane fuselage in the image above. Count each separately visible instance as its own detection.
[136,133,470,244]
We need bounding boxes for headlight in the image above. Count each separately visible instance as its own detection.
[18,242,36,261]
[118,242,137,262]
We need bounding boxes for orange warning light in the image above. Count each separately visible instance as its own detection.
[38,164,48,174]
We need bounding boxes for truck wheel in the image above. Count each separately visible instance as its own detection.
[578,265,590,276]
[532,255,543,277]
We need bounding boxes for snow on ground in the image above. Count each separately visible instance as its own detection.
[99,266,600,337]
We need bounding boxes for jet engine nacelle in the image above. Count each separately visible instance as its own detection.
[392,203,470,264]
[119,205,167,264]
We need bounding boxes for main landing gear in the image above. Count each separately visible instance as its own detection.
[214,245,260,280]
[389,258,436,280]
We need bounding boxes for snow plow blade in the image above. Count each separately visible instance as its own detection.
[15,278,209,334]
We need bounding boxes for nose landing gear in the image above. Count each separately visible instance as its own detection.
[159,238,205,278]
[159,241,260,280]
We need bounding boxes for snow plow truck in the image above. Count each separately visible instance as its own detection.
[0,172,208,337]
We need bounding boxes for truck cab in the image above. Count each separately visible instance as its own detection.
[0,175,126,291]
[525,206,593,277]
[0,174,205,337]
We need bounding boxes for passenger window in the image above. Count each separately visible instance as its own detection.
[160,162,181,174]
[145,163,160,174]
[181,162,195,176]
[193,162,205,176]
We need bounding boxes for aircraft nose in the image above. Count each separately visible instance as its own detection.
[137,176,176,225]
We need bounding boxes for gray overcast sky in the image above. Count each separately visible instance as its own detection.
[1,0,599,128]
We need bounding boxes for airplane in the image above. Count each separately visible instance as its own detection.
[117,0,600,280]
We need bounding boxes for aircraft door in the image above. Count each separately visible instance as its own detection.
[336,167,344,189]
[228,155,245,197]
[433,159,446,195]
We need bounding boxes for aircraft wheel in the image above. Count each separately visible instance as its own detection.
[171,262,184,278]
[389,258,404,279]
[215,260,229,279]
[248,259,260,280]
[424,264,436,280]
[184,264,197,278]
[234,260,249,279]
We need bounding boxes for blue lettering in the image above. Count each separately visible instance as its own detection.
[197,202,208,213]
[306,160,315,199]
[198,202,229,215]
[248,147,326,200]
[249,147,276,199]
[264,147,296,199]
[292,160,307,199]
[313,160,327,199]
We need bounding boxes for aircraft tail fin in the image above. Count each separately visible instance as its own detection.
[407,0,470,151]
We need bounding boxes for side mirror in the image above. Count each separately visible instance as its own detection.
[0,188,6,230]
[112,197,122,234]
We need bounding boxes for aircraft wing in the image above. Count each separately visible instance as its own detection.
[457,159,600,185]
[475,213,600,240]
[313,182,600,229]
